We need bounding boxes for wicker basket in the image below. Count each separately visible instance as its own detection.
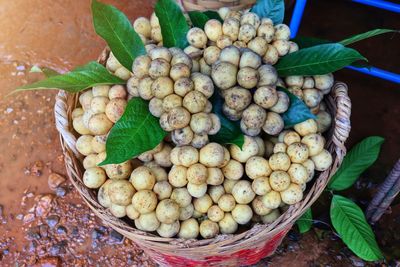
[180,0,256,11]
[54,48,351,266]
[179,0,295,11]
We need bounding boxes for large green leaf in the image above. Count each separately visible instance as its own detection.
[291,29,396,71]
[209,93,244,148]
[250,0,285,25]
[188,11,210,29]
[296,208,313,234]
[276,43,367,76]
[203,11,223,22]
[330,195,384,261]
[155,0,190,49]
[278,87,316,128]
[292,36,331,49]
[339,29,397,46]
[100,98,168,165]
[350,61,372,69]
[294,29,397,49]
[188,11,223,29]
[291,38,370,69]
[15,62,124,93]
[92,0,145,70]
[328,136,384,191]
[188,11,222,29]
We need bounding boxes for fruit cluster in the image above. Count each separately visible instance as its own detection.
[72,7,335,239]
[129,47,221,148]
[185,9,334,138]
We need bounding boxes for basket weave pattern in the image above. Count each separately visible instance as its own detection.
[54,48,351,266]
[181,0,257,11]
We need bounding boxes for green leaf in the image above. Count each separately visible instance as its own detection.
[188,11,223,29]
[276,43,367,76]
[203,11,223,22]
[296,208,313,234]
[328,136,384,191]
[294,29,398,49]
[209,93,244,148]
[92,0,145,70]
[188,11,209,29]
[250,0,285,25]
[292,36,331,49]
[292,38,372,69]
[155,0,190,49]
[278,87,316,128]
[30,66,60,77]
[330,195,384,261]
[351,61,372,70]
[15,61,124,93]
[100,98,168,165]
[292,29,395,69]
[339,29,398,46]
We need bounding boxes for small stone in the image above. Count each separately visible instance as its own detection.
[28,240,38,253]
[82,214,90,223]
[30,161,44,176]
[91,228,105,240]
[47,173,66,190]
[56,225,67,235]
[98,225,107,232]
[71,227,79,237]
[27,226,41,240]
[349,256,365,267]
[35,195,54,217]
[48,244,67,259]
[45,215,60,228]
[34,257,61,267]
[39,224,49,238]
[109,230,124,244]
[23,213,36,224]
[55,187,67,197]
[287,242,300,252]
[127,254,135,265]
[91,241,98,249]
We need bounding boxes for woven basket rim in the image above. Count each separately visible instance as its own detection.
[180,0,257,11]
[54,47,352,259]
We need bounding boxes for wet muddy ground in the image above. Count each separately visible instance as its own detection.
[0,0,399,266]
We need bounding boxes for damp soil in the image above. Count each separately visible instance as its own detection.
[0,0,399,266]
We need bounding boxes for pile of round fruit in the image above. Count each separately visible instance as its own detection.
[72,7,334,239]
